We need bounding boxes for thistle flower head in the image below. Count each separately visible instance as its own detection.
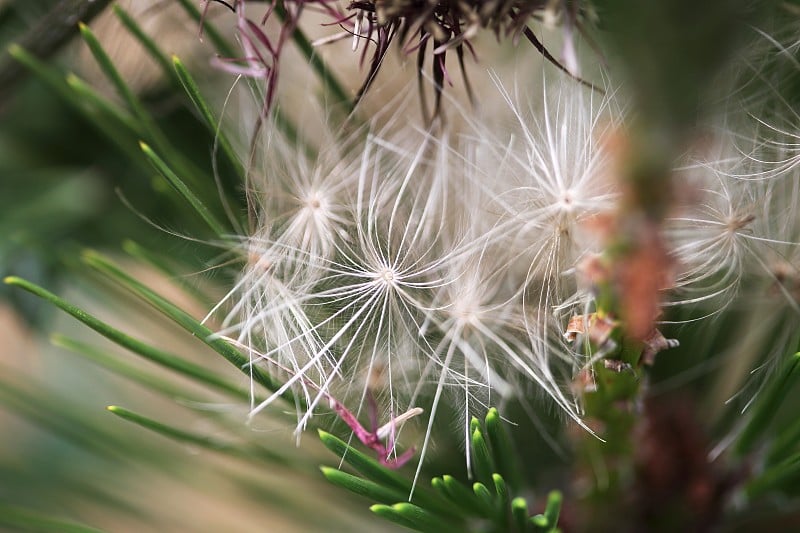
[208,72,637,479]
[339,0,597,115]
[215,60,800,488]
[210,0,598,119]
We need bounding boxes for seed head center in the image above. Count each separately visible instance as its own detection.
[560,190,575,211]
[381,268,395,282]
[727,213,755,232]
[374,267,398,287]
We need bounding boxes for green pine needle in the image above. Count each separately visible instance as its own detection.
[370,502,451,533]
[64,73,142,134]
[471,420,496,486]
[77,22,151,131]
[106,405,287,466]
[121,240,213,306]
[112,5,176,85]
[439,474,481,513]
[736,352,800,456]
[4,276,246,398]
[80,251,288,399]
[320,409,562,532]
[172,55,243,181]
[138,141,228,236]
[0,504,105,533]
[746,451,800,498]
[485,407,522,492]
[472,481,496,518]
[511,497,529,532]
[320,467,408,505]
[51,335,198,402]
[317,430,416,495]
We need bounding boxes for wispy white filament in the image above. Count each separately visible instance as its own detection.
[212,68,800,477]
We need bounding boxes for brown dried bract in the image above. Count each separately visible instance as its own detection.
[640,328,679,366]
[603,358,633,373]
[565,312,617,347]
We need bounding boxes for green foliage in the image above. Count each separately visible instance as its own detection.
[1,268,351,530]
[138,141,229,237]
[0,503,105,533]
[736,352,800,457]
[80,250,288,398]
[5,275,247,399]
[0,1,247,327]
[741,351,800,498]
[320,408,562,532]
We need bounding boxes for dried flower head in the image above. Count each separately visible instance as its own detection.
[341,0,597,116]
[209,74,630,485]
[206,0,598,118]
